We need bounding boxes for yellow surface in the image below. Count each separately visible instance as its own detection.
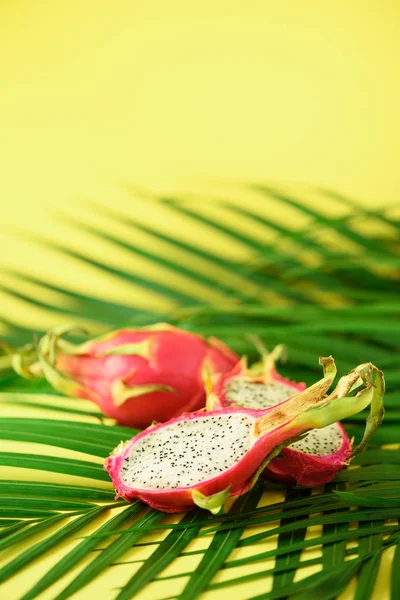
[0,2,398,599]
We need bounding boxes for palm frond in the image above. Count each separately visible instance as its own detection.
[114,510,205,600]
[271,488,311,590]
[392,541,400,599]
[0,508,105,585]
[176,485,263,600]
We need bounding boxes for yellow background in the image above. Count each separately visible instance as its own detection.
[1,1,400,226]
[1,0,400,336]
[0,2,398,598]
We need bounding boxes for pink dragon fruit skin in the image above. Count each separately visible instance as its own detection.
[105,359,384,513]
[105,407,276,513]
[206,345,353,487]
[35,324,239,429]
[264,422,352,487]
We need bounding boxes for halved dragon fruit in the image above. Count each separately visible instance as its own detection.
[29,324,239,428]
[105,359,384,513]
[206,344,307,411]
[207,345,352,486]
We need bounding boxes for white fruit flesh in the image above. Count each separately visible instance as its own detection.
[227,380,343,456]
[120,413,256,489]
[288,423,343,455]
[227,380,296,409]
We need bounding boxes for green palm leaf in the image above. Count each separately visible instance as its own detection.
[55,508,164,600]
[177,484,263,600]
[115,510,205,600]
[0,508,105,585]
[271,488,311,590]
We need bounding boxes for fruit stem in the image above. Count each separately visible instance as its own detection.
[351,367,385,456]
[254,356,337,436]
[245,336,288,381]
[293,364,384,452]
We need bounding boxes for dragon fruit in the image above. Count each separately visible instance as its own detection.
[105,359,384,513]
[31,324,239,428]
[207,345,353,486]
[206,344,307,411]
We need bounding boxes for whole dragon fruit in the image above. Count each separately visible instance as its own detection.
[207,345,352,487]
[32,324,239,428]
[105,359,384,513]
